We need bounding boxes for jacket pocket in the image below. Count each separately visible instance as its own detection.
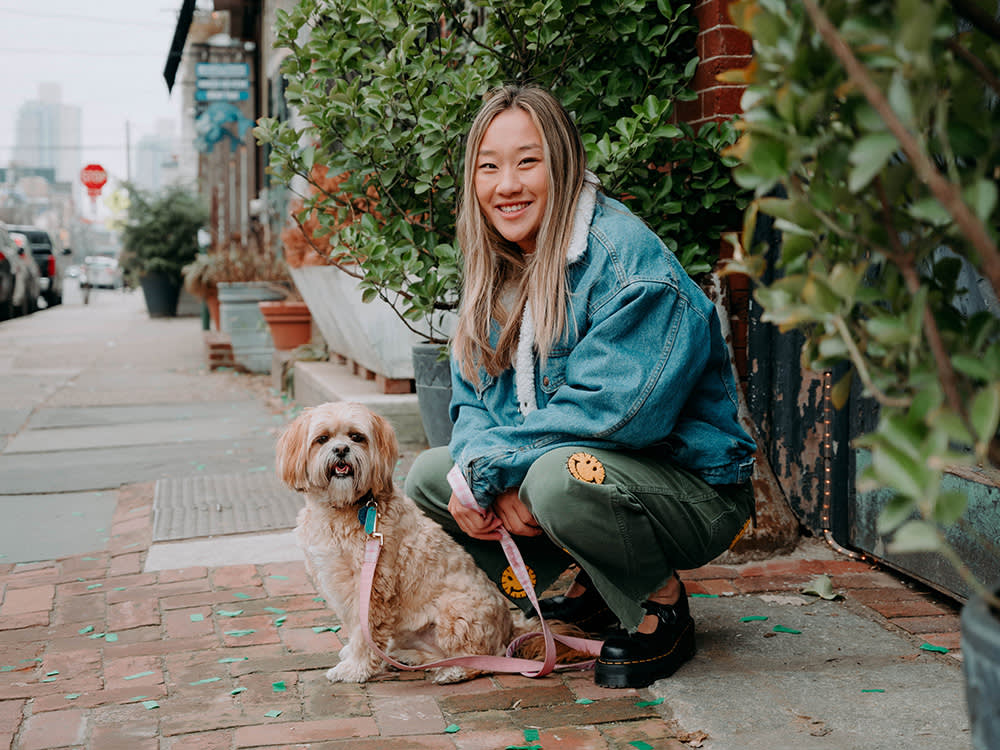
[539,352,569,395]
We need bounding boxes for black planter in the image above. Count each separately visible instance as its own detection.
[139,272,181,318]
[412,342,453,448]
[962,586,1000,750]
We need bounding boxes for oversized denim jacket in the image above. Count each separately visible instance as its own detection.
[449,192,757,507]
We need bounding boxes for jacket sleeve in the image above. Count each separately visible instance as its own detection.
[454,279,712,506]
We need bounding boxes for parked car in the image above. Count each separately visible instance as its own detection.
[5,225,71,307]
[0,226,15,320]
[8,231,42,316]
[82,255,123,289]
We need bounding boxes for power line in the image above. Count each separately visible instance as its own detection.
[0,47,166,57]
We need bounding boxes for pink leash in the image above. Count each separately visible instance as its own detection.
[355,466,603,677]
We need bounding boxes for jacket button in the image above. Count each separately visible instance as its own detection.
[542,376,550,386]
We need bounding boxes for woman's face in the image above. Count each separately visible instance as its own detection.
[474,107,548,254]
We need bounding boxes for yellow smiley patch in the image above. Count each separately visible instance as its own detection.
[567,452,606,484]
[500,565,536,599]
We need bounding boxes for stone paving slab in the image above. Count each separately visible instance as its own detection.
[25,402,275,430]
[0,491,118,565]
[0,438,280,494]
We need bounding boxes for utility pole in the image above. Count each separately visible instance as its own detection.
[125,120,132,184]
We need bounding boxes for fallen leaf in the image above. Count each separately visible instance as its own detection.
[801,574,842,600]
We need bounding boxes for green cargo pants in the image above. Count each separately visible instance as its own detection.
[404,445,755,630]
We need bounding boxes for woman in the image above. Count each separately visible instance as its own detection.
[405,85,757,688]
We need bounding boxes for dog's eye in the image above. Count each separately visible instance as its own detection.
[349,432,366,443]
[314,435,329,445]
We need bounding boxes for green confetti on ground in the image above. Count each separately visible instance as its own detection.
[190,677,221,686]
[772,625,802,634]
[263,607,286,615]
[272,681,287,692]
[861,689,886,693]
[920,643,949,654]
[64,694,81,700]
[124,671,155,681]
[225,630,256,637]
[233,593,251,600]
[88,633,106,640]
[230,687,247,695]
[82,556,97,561]
[630,742,655,750]
[264,710,282,718]
[217,610,244,617]
[41,677,58,683]
[444,724,461,734]
[690,593,719,598]
[273,617,286,628]
[740,616,769,622]
[635,697,665,707]
[142,700,160,710]
[78,625,94,634]
[268,575,289,580]
[113,587,126,591]
[104,633,118,643]
[46,670,60,676]
[218,657,249,663]
[523,729,540,741]
[0,666,13,673]
[575,698,594,704]
[190,614,205,622]
[313,597,325,603]
[86,584,102,590]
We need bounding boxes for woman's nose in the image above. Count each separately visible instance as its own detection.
[497,166,520,194]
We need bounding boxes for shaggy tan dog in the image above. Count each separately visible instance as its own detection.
[276,401,535,684]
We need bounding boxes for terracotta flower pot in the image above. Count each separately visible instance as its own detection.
[258,300,312,350]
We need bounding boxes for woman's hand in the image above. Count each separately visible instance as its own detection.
[448,492,504,540]
[493,489,543,537]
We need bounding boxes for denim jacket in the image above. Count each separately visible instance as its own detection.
[449,191,757,507]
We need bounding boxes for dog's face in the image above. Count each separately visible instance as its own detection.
[276,402,399,504]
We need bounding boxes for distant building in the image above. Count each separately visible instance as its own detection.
[12,83,81,185]
[133,119,183,193]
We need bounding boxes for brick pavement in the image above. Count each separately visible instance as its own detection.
[0,480,963,749]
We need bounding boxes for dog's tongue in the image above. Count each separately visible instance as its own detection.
[334,464,351,475]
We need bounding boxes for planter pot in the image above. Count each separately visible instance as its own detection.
[412,342,453,448]
[962,586,1000,750]
[290,265,434,380]
[218,282,287,373]
[139,272,181,318]
[259,300,313,351]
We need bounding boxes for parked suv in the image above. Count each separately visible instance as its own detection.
[0,226,15,320]
[5,225,71,307]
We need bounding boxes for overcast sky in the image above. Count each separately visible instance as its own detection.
[0,1,211,185]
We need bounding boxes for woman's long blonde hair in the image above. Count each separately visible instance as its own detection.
[452,85,587,382]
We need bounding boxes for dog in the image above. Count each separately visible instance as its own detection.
[276,401,554,684]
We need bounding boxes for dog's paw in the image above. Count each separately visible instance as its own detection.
[326,660,375,683]
[430,666,476,684]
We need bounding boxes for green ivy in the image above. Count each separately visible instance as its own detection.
[256,0,749,343]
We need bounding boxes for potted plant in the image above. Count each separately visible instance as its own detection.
[256,0,749,445]
[723,2,999,746]
[182,251,222,330]
[119,184,208,318]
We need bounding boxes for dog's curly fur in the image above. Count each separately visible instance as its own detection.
[276,401,536,684]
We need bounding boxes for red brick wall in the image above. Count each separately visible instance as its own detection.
[690,0,753,382]
[678,0,753,127]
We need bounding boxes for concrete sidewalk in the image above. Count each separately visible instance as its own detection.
[0,288,971,749]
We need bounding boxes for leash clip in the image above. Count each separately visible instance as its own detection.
[362,499,383,546]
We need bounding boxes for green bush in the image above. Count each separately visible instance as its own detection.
[256,0,749,343]
[724,0,1000,593]
[119,184,209,288]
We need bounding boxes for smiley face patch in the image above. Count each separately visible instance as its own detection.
[500,565,536,599]
[567,452,606,484]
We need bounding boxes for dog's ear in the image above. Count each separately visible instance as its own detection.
[369,411,399,497]
[276,409,312,491]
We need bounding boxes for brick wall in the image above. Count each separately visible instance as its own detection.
[687,0,754,382]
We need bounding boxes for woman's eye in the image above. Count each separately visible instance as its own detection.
[314,435,329,445]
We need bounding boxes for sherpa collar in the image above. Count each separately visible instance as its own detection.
[515,172,600,415]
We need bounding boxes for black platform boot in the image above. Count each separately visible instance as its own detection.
[537,569,620,636]
[594,580,696,688]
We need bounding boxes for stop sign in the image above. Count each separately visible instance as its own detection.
[80,163,108,199]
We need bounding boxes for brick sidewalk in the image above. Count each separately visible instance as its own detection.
[0,481,962,749]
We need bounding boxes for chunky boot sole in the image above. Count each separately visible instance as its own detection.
[594,619,696,688]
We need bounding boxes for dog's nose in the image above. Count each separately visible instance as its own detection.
[333,445,350,459]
